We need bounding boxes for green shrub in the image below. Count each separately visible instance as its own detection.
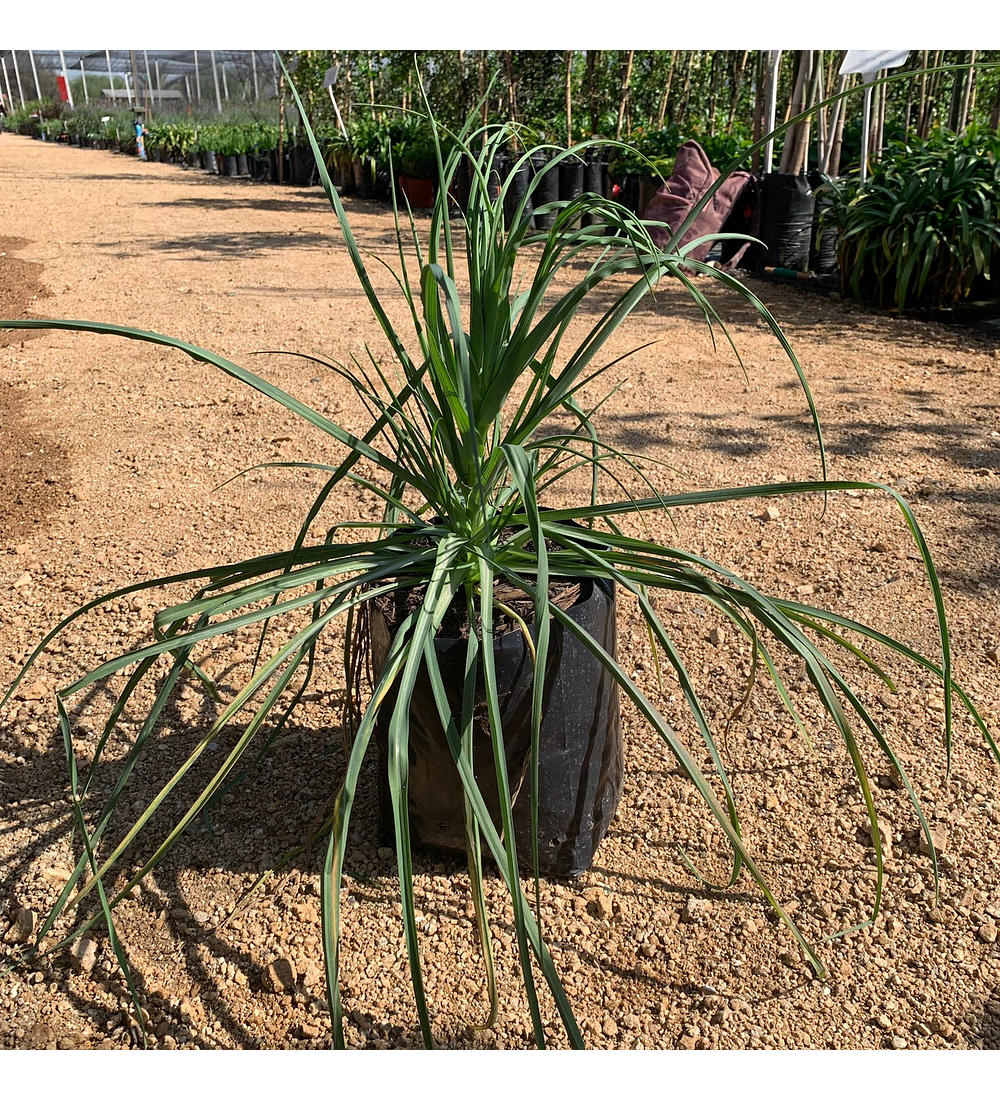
[829,125,1000,311]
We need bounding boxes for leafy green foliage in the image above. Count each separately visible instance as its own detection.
[829,125,1000,310]
[1,66,995,1050]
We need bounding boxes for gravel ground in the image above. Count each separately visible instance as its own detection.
[1,134,1000,1051]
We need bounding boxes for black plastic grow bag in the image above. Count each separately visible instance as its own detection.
[369,575,623,877]
[755,173,815,272]
[503,156,534,232]
[808,171,839,276]
[531,152,561,232]
[582,158,607,228]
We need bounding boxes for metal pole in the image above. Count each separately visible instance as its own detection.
[155,59,161,104]
[29,49,41,100]
[124,71,132,105]
[221,64,229,103]
[1,56,14,111]
[271,51,279,96]
[130,49,140,108]
[184,75,192,105]
[194,49,201,103]
[80,59,89,104]
[328,86,347,139]
[860,81,873,185]
[105,49,115,101]
[251,50,259,101]
[763,49,781,175]
[59,49,74,108]
[210,50,222,112]
[12,49,26,108]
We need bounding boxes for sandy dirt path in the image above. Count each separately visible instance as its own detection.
[2,133,1000,1049]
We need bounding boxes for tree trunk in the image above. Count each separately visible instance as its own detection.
[478,50,487,127]
[564,51,573,145]
[815,51,828,172]
[586,50,600,135]
[948,51,966,131]
[677,51,695,128]
[874,71,887,162]
[706,51,720,133]
[726,49,749,134]
[614,49,634,141]
[751,51,764,173]
[916,50,929,136]
[992,79,1000,131]
[921,52,943,137]
[656,49,677,129]
[504,50,517,126]
[961,50,977,129]
[827,74,849,177]
[277,66,285,185]
[779,51,811,175]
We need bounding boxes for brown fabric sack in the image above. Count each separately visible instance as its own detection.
[643,140,752,265]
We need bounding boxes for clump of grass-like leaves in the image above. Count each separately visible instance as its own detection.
[1,63,996,1050]
[828,124,1000,312]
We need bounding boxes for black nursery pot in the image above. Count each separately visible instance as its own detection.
[752,172,815,273]
[808,171,838,276]
[369,573,623,877]
[582,158,608,229]
[503,155,534,232]
[530,152,561,232]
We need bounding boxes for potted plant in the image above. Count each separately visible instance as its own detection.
[397,121,438,209]
[2,71,995,1051]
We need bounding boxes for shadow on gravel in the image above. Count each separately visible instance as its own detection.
[142,194,333,216]
[0,667,546,1049]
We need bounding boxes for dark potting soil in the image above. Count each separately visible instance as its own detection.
[373,576,586,641]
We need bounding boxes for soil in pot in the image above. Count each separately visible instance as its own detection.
[368,573,623,877]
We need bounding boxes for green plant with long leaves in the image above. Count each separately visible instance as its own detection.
[2,62,996,1050]
[829,124,1000,311]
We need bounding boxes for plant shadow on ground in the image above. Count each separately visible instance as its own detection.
[141,193,338,216]
[975,996,1000,1048]
[0,657,781,1049]
[1,669,360,1048]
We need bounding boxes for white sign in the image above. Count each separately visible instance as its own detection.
[840,50,910,82]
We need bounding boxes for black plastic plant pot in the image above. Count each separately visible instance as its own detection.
[754,173,816,273]
[202,151,218,174]
[559,156,585,228]
[353,158,375,198]
[808,171,838,276]
[530,152,561,232]
[559,157,585,203]
[293,146,316,187]
[503,156,534,232]
[225,155,239,177]
[369,576,623,878]
[582,159,608,229]
[237,153,250,177]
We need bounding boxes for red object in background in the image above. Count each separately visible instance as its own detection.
[56,76,69,102]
